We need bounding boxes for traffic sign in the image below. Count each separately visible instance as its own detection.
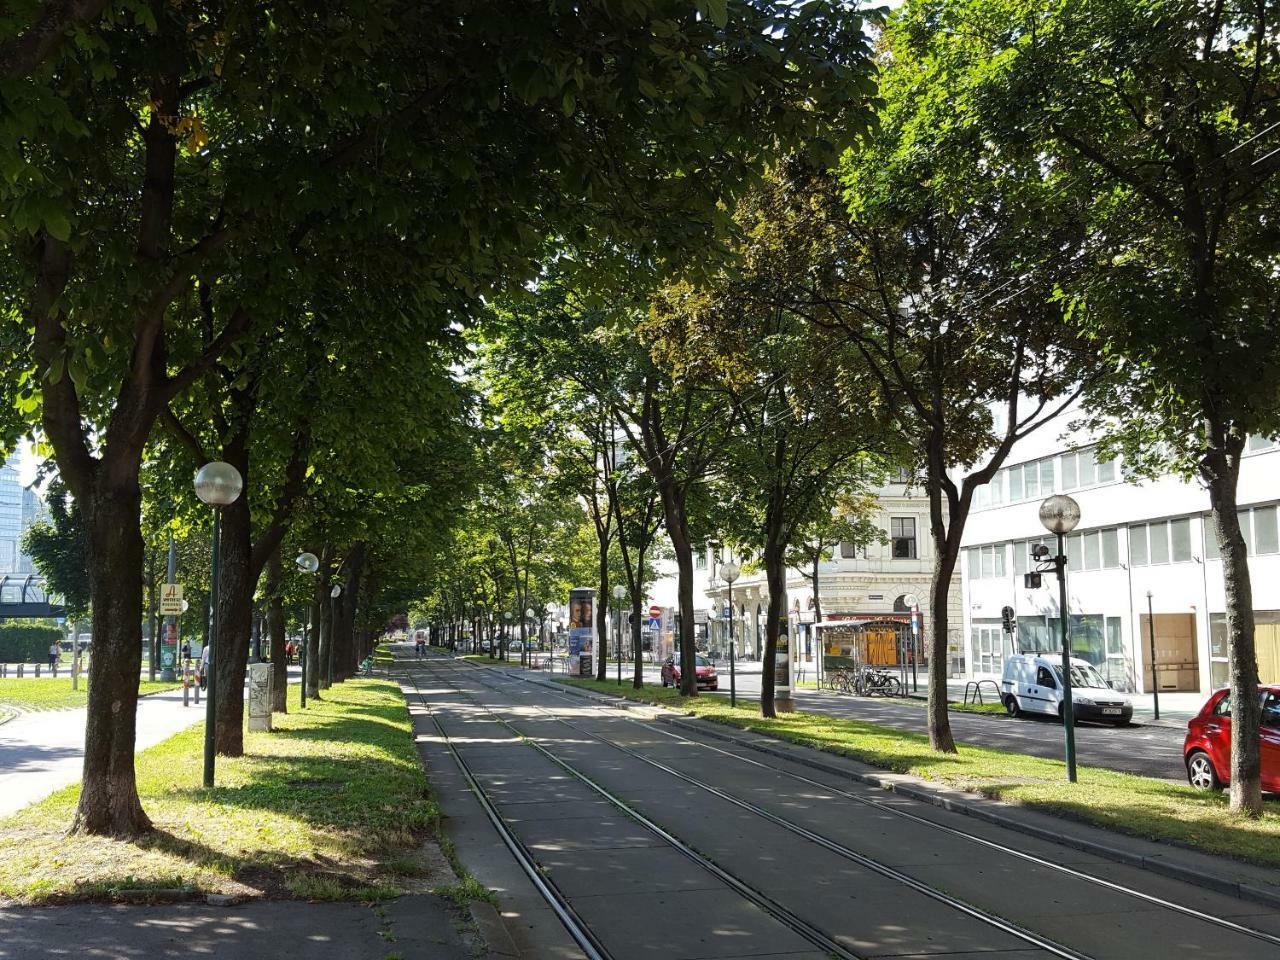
[649,604,662,619]
[160,583,184,615]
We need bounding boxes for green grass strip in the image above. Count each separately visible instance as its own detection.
[0,678,439,904]
[0,678,179,711]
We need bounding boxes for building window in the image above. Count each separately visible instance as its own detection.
[1063,528,1120,572]
[1247,434,1277,452]
[1059,447,1118,492]
[891,517,917,559]
[839,541,857,559]
[1130,518,1194,566]
[1205,504,1280,559]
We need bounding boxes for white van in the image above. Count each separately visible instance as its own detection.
[1001,654,1133,725]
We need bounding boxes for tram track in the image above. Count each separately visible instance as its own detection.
[446,654,1280,956]
[410,655,1093,960]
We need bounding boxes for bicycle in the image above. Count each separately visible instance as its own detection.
[829,666,857,694]
[856,665,902,697]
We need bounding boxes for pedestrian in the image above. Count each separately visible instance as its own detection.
[181,640,192,662]
[200,643,210,689]
[48,641,60,669]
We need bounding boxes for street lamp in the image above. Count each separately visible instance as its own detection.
[329,583,342,686]
[296,552,319,708]
[1039,493,1081,783]
[903,592,920,693]
[612,584,625,686]
[194,460,243,789]
[1146,590,1160,720]
[525,607,535,668]
[721,560,740,709]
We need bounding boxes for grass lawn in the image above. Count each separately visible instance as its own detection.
[0,678,178,712]
[0,679,440,904]
[558,676,1280,871]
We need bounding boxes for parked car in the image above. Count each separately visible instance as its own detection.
[1001,654,1134,725]
[1184,686,1280,792]
[661,654,718,690]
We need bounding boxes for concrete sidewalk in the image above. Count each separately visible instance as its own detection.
[0,688,205,818]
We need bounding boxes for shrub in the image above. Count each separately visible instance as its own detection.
[0,624,65,663]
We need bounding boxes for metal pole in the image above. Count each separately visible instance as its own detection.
[70,619,79,691]
[729,580,736,709]
[203,509,222,789]
[300,605,309,709]
[1055,531,1077,783]
[911,605,919,693]
[327,593,336,687]
[616,606,621,686]
[148,548,158,682]
[1147,592,1160,721]
[161,534,177,681]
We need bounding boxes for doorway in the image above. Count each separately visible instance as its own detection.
[1140,613,1199,692]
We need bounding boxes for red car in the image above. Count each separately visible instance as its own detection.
[1183,685,1280,792]
[661,654,718,690]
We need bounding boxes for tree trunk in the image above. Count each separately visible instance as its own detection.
[925,437,959,753]
[214,493,254,756]
[632,595,644,688]
[71,481,151,836]
[337,542,366,680]
[596,542,610,681]
[761,536,788,719]
[656,482,698,696]
[265,549,287,713]
[318,573,334,688]
[306,595,322,700]
[1203,436,1263,815]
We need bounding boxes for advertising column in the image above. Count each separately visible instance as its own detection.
[567,587,597,678]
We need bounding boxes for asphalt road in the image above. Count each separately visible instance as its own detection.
[715,670,1191,782]
[405,654,1280,960]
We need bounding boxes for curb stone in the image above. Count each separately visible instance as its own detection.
[469,901,520,958]
[482,662,1280,914]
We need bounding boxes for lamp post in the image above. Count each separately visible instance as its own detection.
[1039,494,1082,783]
[721,560,740,709]
[296,553,319,708]
[613,585,625,685]
[903,593,920,693]
[194,460,244,789]
[329,583,342,686]
[525,607,535,668]
[502,611,511,660]
[1146,590,1160,721]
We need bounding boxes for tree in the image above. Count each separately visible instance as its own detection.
[4,0,880,837]
[964,0,1280,814]
[786,492,885,634]
[651,239,899,716]
[743,108,1089,744]
[21,477,89,620]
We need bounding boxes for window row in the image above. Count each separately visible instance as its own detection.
[837,516,920,561]
[1205,505,1280,559]
[974,445,1119,510]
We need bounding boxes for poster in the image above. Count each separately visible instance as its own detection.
[775,614,792,696]
[567,587,596,677]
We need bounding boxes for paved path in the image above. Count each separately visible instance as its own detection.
[0,896,474,959]
[405,654,1280,960]
[0,688,205,818]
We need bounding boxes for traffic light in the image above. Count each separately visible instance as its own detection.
[1001,605,1016,634]
[1023,572,1042,589]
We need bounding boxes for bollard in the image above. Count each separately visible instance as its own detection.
[17,663,24,678]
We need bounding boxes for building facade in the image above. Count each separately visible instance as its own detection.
[648,478,965,674]
[960,425,1280,694]
[0,452,44,575]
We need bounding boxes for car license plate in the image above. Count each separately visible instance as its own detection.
[1102,707,1121,715]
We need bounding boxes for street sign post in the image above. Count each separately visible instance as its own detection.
[159,583,184,616]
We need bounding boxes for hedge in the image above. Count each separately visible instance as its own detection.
[0,624,64,663]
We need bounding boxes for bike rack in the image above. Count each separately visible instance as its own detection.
[963,679,1002,705]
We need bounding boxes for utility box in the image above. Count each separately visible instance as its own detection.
[248,661,273,732]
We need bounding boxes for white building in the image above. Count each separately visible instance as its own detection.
[648,478,964,673]
[960,423,1280,694]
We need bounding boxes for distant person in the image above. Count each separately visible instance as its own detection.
[200,644,210,689]
[48,641,60,669]
[181,640,192,661]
